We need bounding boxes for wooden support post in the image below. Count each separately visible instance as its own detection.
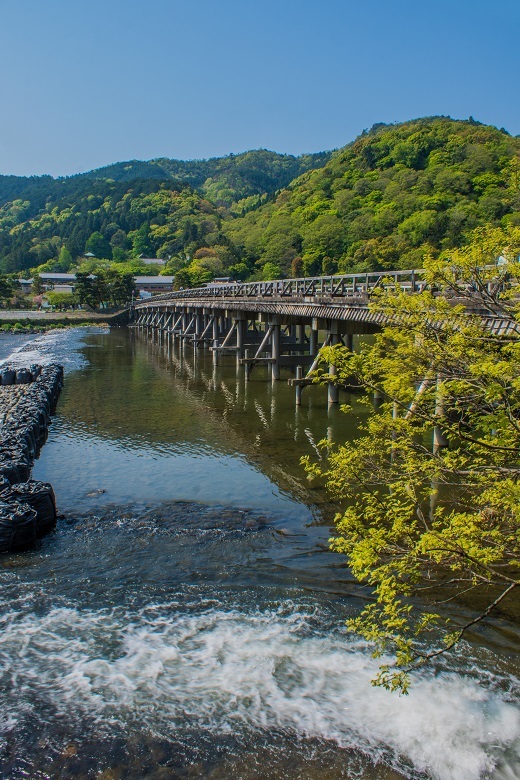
[212,316,219,364]
[244,349,250,381]
[222,321,237,348]
[195,315,214,346]
[236,318,246,363]
[182,316,195,339]
[433,375,448,454]
[344,333,354,351]
[171,312,183,336]
[195,313,204,342]
[309,326,318,357]
[297,324,305,345]
[295,365,302,406]
[328,325,341,404]
[253,324,273,358]
[271,321,281,381]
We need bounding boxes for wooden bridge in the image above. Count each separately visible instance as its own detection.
[131,268,516,404]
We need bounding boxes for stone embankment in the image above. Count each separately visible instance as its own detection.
[0,364,63,553]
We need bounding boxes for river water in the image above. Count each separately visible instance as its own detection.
[0,326,519,780]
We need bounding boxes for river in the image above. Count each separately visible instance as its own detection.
[0,326,518,780]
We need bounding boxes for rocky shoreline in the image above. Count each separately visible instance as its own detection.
[0,364,63,553]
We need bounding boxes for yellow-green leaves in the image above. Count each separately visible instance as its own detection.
[305,226,520,692]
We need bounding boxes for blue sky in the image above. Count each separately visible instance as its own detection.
[0,0,518,176]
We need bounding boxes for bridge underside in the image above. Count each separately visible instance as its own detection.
[131,269,519,404]
[132,297,381,404]
[134,296,382,329]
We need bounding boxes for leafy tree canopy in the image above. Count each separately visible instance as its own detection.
[85,231,112,260]
[74,268,136,309]
[304,225,520,692]
[225,117,520,278]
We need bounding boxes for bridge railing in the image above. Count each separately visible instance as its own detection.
[135,269,427,307]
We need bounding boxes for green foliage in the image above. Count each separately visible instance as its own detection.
[225,117,520,277]
[74,268,136,309]
[1,117,519,286]
[75,149,332,207]
[129,222,152,257]
[0,179,225,275]
[262,262,282,280]
[85,231,112,260]
[173,268,192,290]
[31,275,43,295]
[304,225,520,691]
[0,150,330,274]
[0,274,14,303]
[45,291,76,310]
[57,246,73,271]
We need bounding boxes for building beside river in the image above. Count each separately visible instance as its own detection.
[17,273,175,297]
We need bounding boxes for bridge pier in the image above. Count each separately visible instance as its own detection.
[343,333,354,351]
[327,322,342,405]
[132,270,407,404]
[236,318,246,364]
[271,319,281,381]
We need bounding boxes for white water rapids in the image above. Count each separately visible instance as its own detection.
[0,603,518,780]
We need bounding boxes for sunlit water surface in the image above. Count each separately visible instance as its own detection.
[0,327,518,780]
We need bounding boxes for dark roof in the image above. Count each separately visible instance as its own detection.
[134,276,174,284]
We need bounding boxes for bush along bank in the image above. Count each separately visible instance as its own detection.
[0,363,63,552]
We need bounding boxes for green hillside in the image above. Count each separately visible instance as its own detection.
[0,117,518,282]
[223,117,520,277]
[77,149,331,208]
[0,178,225,276]
[0,149,330,213]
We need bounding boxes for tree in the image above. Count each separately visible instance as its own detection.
[291,256,303,278]
[173,268,192,290]
[110,229,130,250]
[102,269,137,306]
[111,247,127,263]
[130,223,153,258]
[57,246,73,271]
[262,261,282,280]
[75,269,136,308]
[46,291,76,310]
[32,274,43,295]
[227,262,249,281]
[303,226,520,692]
[74,271,99,309]
[85,231,112,260]
[0,275,14,305]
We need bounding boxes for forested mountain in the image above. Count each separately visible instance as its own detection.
[224,117,520,278]
[0,117,518,282]
[76,149,332,208]
[0,179,224,275]
[0,149,331,214]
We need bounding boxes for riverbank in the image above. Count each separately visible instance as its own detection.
[0,308,129,332]
[0,364,63,551]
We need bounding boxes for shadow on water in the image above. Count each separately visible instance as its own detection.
[0,327,517,780]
